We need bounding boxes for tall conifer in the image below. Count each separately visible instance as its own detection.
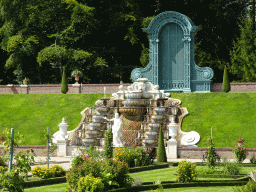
[61,67,68,94]
[229,16,256,82]
[222,65,230,93]
[157,126,167,162]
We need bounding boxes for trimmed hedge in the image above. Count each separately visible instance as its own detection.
[129,163,169,173]
[197,174,246,178]
[23,177,66,188]
[108,181,248,192]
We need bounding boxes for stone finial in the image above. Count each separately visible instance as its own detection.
[119,85,124,91]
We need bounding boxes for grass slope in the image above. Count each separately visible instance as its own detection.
[0,92,255,147]
[0,93,112,145]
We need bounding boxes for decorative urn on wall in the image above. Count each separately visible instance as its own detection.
[71,69,83,84]
[23,77,28,85]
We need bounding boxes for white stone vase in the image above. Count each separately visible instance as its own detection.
[58,118,69,140]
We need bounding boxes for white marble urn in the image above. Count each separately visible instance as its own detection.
[168,123,179,141]
[58,118,69,140]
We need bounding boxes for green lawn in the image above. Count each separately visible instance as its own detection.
[24,185,241,192]
[24,183,68,192]
[24,165,252,191]
[143,186,240,192]
[0,93,111,145]
[0,92,256,147]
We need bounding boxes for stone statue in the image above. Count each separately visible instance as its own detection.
[103,113,125,147]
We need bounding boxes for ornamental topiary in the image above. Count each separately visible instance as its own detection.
[61,66,68,94]
[157,126,167,162]
[104,128,113,159]
[222,65,230,93]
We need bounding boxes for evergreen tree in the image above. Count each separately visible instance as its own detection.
[104,128,113,159]
[157,126,167,162]
[229,16,256,82]
[203,138,221,169]
[222,65,230,93]
[61,67,68,94]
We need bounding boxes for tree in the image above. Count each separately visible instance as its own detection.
[61,67,68,94]
[157,126,167,162]
[222,65,231,92]
[203,139,221,168]
[0,0,253,84]
[229,16,256,82]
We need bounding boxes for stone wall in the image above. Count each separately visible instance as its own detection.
[211,82,256,92]
[1,145,255,160]
[0,84,131,94]
[178,147,256,160]
[0,145,57,157]
[0,82,256,94]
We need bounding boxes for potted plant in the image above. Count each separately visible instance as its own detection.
[71,69,83,84]
[23,77,29,85]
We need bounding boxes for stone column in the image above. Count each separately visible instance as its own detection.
[57,139,69,157]
[166,139,177,159]
[72,84,81,93]
[20,85,28,94]
[56,118,69,157]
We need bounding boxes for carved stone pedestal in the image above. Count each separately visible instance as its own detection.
[166,139,177,159]
[57,139,69,157]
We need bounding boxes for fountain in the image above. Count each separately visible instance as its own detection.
[53,78,200,157]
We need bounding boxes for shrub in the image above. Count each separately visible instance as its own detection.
[77,175,104,192]
[222,158,241,175]
[222,65,230,93]
[157,126,167,162]
[71,153,90,167]
[0,154,6,167]
[101,158,131,189]
[104,128,113,159]
[203,139,221,168]
[233,180,256,192]
[66,158,132,191]
[113,146,152,168]
[32,166,54,179]
[0,168,24,192]
[233,138,247,163]
[84,145,103,160]
[50,165,66,177]
[66,158,102,190]
[61,66,68,94]
[250,155,256,164]
[114,147,125,162]
[177,160,196,183]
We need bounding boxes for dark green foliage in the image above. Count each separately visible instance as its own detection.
[234,179,256,192]
[104,128,113,159]
[61,67,68,94]
[229,16,256,82]
[66,158,131,191]
[250,155,256,164]
[157,126,167,162]
[222,158,241,175]
[113,146,153,168]
[222,65,230,93]
[203,139,221,168]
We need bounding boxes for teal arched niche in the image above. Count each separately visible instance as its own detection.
[131,11,214,92]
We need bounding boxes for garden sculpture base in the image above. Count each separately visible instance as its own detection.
[53,78,201,157]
